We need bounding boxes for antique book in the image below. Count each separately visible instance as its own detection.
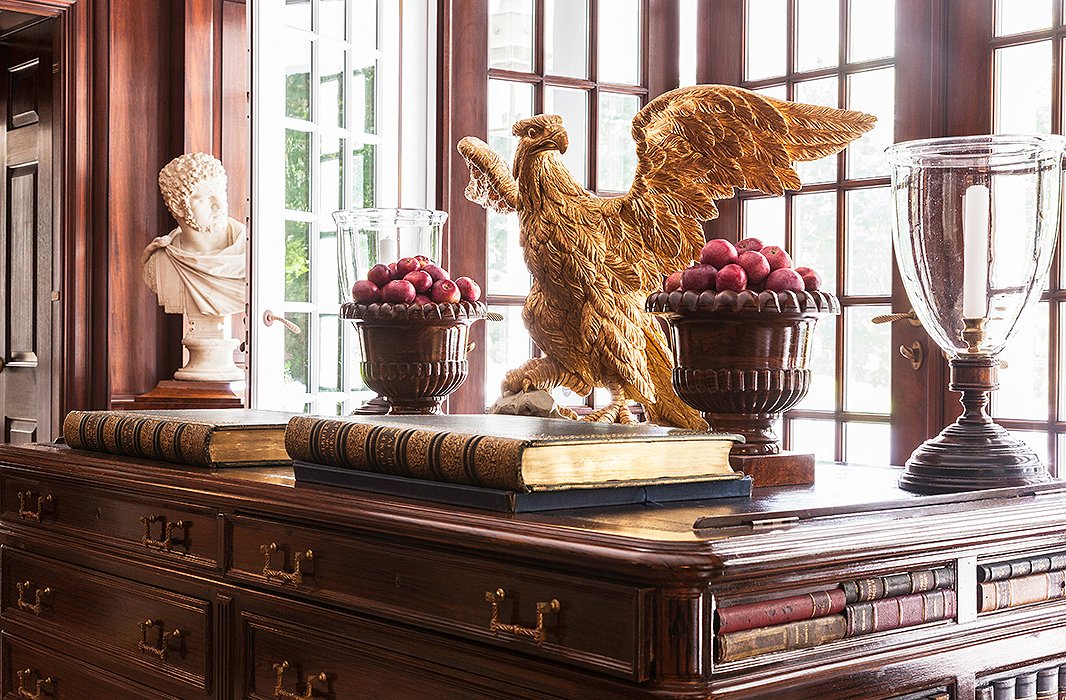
[977,551,1066,583]
[1037,667,1059,699]
[992,677,1017,700]
[715,614,846,663]
[63,409,293,468]
[1059,664,1066,700]
[294,462,752,513]
[285,414,742,492]
[1017,672,1038,700]
[843,589,956,637]
[839,566,955,603]
[975,686,993,700]
[715,589,847,634]
[978,570,1066,612]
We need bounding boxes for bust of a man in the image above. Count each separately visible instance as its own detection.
[142,153,246,317]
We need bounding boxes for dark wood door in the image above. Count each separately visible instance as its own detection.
[0,19,54,444]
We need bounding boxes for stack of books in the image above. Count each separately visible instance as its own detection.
[888,690,949,700]
[714,566,956,663]
[977,551,1066,613]
[976,662,1066,699]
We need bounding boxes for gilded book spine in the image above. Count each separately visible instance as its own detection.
[1018,672,1039,700]
[715,615,846,663]
[62,410,213,467]
[1037,667,1058,699]
[840,567,955,603]
[978,570,1066,612]
[284,415,529,491]
[843,589,956,637]
[978,552,1066,583]
[715,589,847,634]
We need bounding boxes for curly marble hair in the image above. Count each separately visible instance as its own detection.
[158,152,228,230]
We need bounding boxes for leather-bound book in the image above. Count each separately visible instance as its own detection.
[715,589,847,634]
[992,677,1017,700]
[978,570,1066,612]
[1058,664,1066,700]
[974,688,993,700]
[977,551,1066,583]
[63,409,293,468]
[843,589,956,637]
[1039,666,1060,699]
[285,413,741,492]
[1018,672,1039,700]
[714,614,846,663]
[839,567,955,603]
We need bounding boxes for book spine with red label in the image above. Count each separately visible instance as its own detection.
[715,588,847,634]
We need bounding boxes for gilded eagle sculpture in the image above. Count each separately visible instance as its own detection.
[458,84,875,429]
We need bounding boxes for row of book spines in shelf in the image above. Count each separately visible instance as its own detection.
[975,663,1066,700]
[978,570,1066,613]
[714,589,957,664]
[979,552,1066,583]
[715,566,955,635]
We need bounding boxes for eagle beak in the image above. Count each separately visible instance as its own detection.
[550,129,569,154]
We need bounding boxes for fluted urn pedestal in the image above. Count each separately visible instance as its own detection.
[647,288,840,486]
[341,300,486,415]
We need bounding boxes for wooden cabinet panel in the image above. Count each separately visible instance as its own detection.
[227,515,652,680]
[2,474,219,568]
[1,548,211,696]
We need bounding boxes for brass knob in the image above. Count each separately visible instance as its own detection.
[899,341,924,370]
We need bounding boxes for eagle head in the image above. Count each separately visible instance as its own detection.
[512,115,569,155]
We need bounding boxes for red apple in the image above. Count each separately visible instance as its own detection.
[716,263,747,293]
[404,270,433,293]
[367,263,392,288]
[700,239,738,269]
[431,279,462,304]
[351,279,381,303]
[761,246,793,271]
[664,270,683,292]
[414,254,433,266]
[736,237,764,253]
[422,263,450,282]
[737,250,771,284]
[396,257,422,276]
[413,294,433,305]
[795,266,822,291]
[455,276,482,301]
[680,264,717,293]
[382,279,417,303]
[387,262,399,279]
[765,268,804,293]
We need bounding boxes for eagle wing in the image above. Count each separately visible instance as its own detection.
[457,136,518,214]
[609,84,876,290]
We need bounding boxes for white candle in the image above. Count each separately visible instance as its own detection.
[378,235,398,264]
[962,184,990,319]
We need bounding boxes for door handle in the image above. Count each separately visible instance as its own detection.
[263,310,301,334]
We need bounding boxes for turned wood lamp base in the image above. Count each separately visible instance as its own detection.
[899,354,1050,494]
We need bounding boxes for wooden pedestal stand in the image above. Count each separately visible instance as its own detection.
[132,380,244,409]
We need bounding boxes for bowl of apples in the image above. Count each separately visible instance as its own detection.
[341,256,486,415]
[646,237,839,458]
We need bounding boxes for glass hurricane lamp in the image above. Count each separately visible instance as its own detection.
[886,134,1065,493]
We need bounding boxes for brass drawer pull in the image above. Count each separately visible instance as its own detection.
[261,542,313,586]
[138,619,182,661]
[484,588,560,646]
[17,491,52,521]
[16,668,52,700]
[16,580,51,615]
[140,514,186,551]
[273,660,326,700]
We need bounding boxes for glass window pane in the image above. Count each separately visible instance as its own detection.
[319,315,341,392]
[286,0,311,31]
[994,301,1049,420]
[1009,430,1049,465]
[318,230,340,308]
[285,311,312,393]
[488,79,534,172]
[792,191,837,294]
[994,41,1053,134]
[486,305,531,406]
[487,213,530,296]
[598,0,641,84]
[844,305,891,413]
[352,143,375,208]
[844,422,890,465]
[489,0,534,72]
[545,0,589,79]
[352,61,376,135]
[742,197,786,248]
[285,129,312,211]
[755,84,788,100]
[996,0,1052,36]
[845,187,892,296]
[352,0,376,48]
[680,0,697,87]
[544,87,589,187]
[745,0,787,81]
[787,418,836,462]
[1059,303,1066,420]
[552,385,589,407]
[286,38,312,120]
[597,92,641,192]
[320,134,344,221]
[795,0,839,72]
[794,77,839,184]
[321,0,348,41]
[320,45,345,130]
[285,221,311,303]
[846,67,894,179]
[796,314,836,410]
[848,0,894,63]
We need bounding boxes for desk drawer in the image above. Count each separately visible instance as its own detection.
[3,632,181,700]
[2,474,219,567]
[2,548,210,695]
[228,516,651,680]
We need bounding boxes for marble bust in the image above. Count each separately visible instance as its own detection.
[143,153,246,381]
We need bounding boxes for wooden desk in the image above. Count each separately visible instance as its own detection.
[1,443,1064,699]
